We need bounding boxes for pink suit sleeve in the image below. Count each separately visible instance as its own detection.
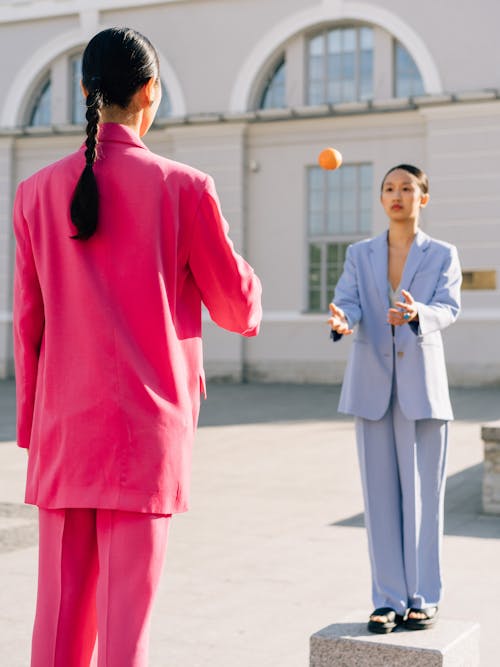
[12,182,45,448]
[188,176,262,336]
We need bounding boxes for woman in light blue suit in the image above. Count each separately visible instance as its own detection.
[329,164,461,634]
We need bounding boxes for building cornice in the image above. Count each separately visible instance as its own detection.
[0,0,188,24]
[1,90,498,137]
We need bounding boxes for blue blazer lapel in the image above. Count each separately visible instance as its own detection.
[400,229,431,292]
[368,231,390,308]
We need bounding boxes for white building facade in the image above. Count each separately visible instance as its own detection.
[0,0,499,385]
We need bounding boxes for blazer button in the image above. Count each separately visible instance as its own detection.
[397,350,404,358]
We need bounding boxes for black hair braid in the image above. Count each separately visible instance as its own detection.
[70,89,102,240]
[84,89,102,167]
[70,27,161,240]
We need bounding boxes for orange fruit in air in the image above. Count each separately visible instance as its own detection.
[318,147,343,170]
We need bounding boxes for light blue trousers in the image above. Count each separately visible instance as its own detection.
[355,382,448,615]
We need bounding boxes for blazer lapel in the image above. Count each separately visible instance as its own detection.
[368,231,390,308]
[400,229,431,292]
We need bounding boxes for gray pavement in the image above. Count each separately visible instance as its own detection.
[1,379,499,666]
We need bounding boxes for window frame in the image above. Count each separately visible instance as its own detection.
[306,162,373,312]
[26,50,174,128]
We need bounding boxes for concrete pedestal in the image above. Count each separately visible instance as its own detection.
[310,618,480,666]
[482,420,500,514]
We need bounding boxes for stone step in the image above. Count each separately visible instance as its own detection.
[482,420,500,514]
[310,617,480,666]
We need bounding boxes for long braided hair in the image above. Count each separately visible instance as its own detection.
[70,28,160,240]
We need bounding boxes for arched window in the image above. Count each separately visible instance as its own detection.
[29,77,52,126]
[71,57,172,123]
[394,41,425,98]
[27,52,175,127]
[259,57,286,109]
[308,26,373,105]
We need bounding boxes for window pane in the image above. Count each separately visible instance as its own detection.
[327,189,341,215]
[309,243,322,265]
[71,55,85,124]
[341,209,356,234]
[360,164,373,187]
[309,190,324,213]
[342,29,356,53]
[359,50,374,100]
[310,34,324,57]
[326,243,338,264]
[309,81,324,106]
[309,290,322,312]
[309,212,324,236]
[342,52,355,80]
[342,165,356,187]
[360,209,371,233]
[260,59,286,109]
[327,30,341,54]
[326,242,349,291]
[327,80,343,105]
[156,81,172,118]
[307,164,373,309]
[308,242,323,311]
[310,55,324,81]
[309,167,324,190]
[360,188,372,212]
[309,271,321,291]
[308,26,373,105]
[327,53,341,80]
[360,50,373,77]
[395,41,424,98]
[29,78,51,126]
[360,27,373,49]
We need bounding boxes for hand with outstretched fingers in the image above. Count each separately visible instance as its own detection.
[328,302,353,336]
[387,289,418,327]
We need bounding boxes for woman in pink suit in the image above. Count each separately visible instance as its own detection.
[13,27,262,666]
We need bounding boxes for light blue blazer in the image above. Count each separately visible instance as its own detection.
[332,229,462,421]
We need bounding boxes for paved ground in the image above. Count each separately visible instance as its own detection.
[1,379,499,666]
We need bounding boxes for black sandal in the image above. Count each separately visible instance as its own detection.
[405,606,439,630]
[367,607,405,634]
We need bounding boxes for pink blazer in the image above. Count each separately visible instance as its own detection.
[13,123,262,515]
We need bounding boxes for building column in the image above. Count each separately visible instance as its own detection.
[420,100,500,384]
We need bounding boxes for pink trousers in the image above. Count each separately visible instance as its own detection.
[31,508,171,667]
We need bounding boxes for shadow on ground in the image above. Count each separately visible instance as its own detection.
[333,463,500,539]
[0,380,16,441]
[198,383,351,426]
[198,384,500,428]
[1,380,499,436]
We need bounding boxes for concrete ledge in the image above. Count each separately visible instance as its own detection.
[310,618,480,666]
